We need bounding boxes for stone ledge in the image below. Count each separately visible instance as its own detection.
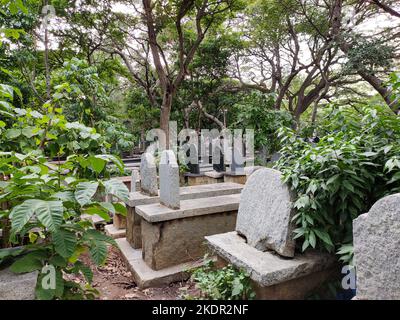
[135,194,240,223]
[127,182,243,207]
[116,238,202,289]
[104,224,126,239]
[0,268,38,300]
[204,171,224,179]
[206,231,336,287]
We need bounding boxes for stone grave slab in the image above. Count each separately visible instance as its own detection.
[236,168,295,257]
[353,193,400,300]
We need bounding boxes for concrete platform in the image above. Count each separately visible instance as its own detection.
[135,193,240,223]
[206,232,336,287]
[204,171,224,179]
[127,182,243,207]
[116,238,202,289]
[105,224,126,239]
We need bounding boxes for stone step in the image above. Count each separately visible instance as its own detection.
[128,182,243,208]
[116,238,203,289]
[135,193,241,223]
[206,231,335,286]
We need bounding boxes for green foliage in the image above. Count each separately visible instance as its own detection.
[0,151,129,299]
[0,78,129,299]
[189,257,255,300]
[231,91,293,153]
[275,106,400,261]
[345,37,394,75]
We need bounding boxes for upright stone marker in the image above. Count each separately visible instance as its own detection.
[140,152,158,196]
[353,193,400,300]
[212,138,225,172]
[231,146,245,174]
[235,168,295,257]
[131,169,139,193]
[187,143,200,175]
[159,150,180,209]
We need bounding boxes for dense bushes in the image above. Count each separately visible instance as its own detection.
[275,106,400,264]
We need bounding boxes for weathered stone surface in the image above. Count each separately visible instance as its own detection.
[224,173,247,185]
[116,238,203,289]
[136,194,240,223]
[0,268,38,300]
[206,231,336,287]
[353,193,400,300]
[113,212,126,230]
[104,224,126,239]
[128,182,242,208]
[204,171,224,179]
[140,153,158,196]
[126,207,142,249]
[186,174,213,186]
[126,183,242,249]
[236,168,295,257]
[141,211,237,270]
[159,150,180,209]
[231,146,245,174]
[131,169,140,193]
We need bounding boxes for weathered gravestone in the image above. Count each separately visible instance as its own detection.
[140,152,158,196]
[186,143,200,175]
[159,150,180,209]
[230,146,245,174]
[131,169,140,193]
[212,139,225,173]
[353,193,400,300]
[236,168,296,257]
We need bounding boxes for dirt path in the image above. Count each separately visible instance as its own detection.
[81,247,200,300]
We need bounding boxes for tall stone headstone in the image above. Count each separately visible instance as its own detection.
[353,193,400,300]
[140,152,158,196]
[159,150,180,209]
[235,168,296,257]
[187,143,200,175]
[212,138,225,172]
[231,146,245,174]
[131,169,139,193]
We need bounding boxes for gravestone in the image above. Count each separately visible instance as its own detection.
[187,143,200,175]
[131,169,139,193]
[140,152,158,196]
[231,146,245,174]
[212,139,225,172]
[353,193,400,300]
[235,168,296,257]
[159,150,180,209]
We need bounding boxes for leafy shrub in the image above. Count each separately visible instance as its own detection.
[275,106,400,264]
[0,151,129,299]
[231,92,293,154]
[189,257,255,300]
[0,83,129,299]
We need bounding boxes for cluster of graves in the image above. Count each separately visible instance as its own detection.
[1,148,399,299]
[106,150,400,299]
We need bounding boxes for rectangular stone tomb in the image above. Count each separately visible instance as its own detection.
[126,182,243,249]
[136,194,240,270]
[116,238,204,289]
[206,232,337,300]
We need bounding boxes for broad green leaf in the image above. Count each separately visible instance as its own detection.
[74,181,99,206]
[35,201,63,232]
[53,229,77,258]
[113,202,127,216]
[89,156,106,174]
[103,179,129,203]
[10,253,43,273]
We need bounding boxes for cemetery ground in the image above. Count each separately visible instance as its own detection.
[75,247,199,300]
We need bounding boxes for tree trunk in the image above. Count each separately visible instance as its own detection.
[160,92,173,149]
